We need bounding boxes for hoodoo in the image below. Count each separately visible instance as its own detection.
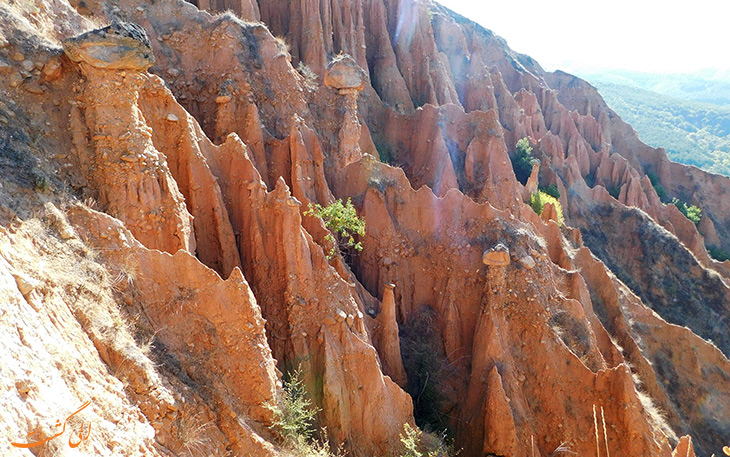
[0,0,729,456]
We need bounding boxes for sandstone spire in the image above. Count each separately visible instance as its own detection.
[377,283,408,388]
[64,22,195,254]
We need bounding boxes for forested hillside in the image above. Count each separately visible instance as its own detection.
[586,80,730,176]
[582,70,730,105]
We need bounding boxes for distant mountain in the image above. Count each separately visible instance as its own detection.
[580,69,730,106]
[582,79,730,176]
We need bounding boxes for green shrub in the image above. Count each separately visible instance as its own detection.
[584,172,596,188]
[646,171,660,186]
[510,137,535,185]
[607,185,621,199]
[398,423,455,457]
[529,191,564,226]
[685,204,702,225]
[670,198,702,225]
[270,368,345,457]
[272,368,319,445]
[645,171,668,202]
[653,183,667,202]
[539,183,560,199]
[32,171,50,192]
[707,245,730,262]
[305,198,365,259]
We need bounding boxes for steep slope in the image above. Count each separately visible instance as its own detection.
[580,79,730,177]
[1,0,730,456]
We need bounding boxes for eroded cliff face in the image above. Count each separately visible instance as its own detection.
[1,0,729,456]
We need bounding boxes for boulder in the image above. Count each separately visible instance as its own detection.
[483,243,510,266]
[63,21,154,70]
[324,54,367,91]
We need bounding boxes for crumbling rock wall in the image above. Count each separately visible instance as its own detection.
[2,0,730,456]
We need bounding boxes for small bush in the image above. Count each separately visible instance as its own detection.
[529,191,564,226]
[670,198,702,225]
[271,368,345,457]
[174,413,214,457]
[653,183,667,202]
[707,245,730,262]
[297,62,318,92]
[275,35,291,56]
[645,170,668,201]
[32,171,50,192]
[305,198,365,259]
[272,368,319,445]
[585,172,596,188]
[399,423,455,457]
[510,137,535,185]
[539,183,560,199]
[606,185,621,199]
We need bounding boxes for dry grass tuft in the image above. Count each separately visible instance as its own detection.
[636,390,678,442]
[110,252,140,292]
[550,441,577,456]
[275,35,291,56]
[175,413,214,457]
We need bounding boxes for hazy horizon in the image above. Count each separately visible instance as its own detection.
[435,0,730,78]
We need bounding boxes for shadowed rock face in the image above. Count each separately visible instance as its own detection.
[63,21,154,70]
[2,0,730,456]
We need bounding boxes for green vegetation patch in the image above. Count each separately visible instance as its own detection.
[510,137,535,185]
[670,198,702,225]
[539,183,560,199]
[529,191,564,226]
[305,198,365,259]
[707,245,730,262]
[584,79,730,176]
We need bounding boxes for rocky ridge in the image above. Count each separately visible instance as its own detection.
[0,0,729,456]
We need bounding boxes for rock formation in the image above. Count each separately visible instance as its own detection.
[376,283,408,388]
[1,0,730,456]
[63,21,195,254]
[325,54,367,169]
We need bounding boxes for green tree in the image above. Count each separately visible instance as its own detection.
[510,137,535,185]
[670,198,702,225]
[305,198,366,259]
[271,368,319,445]
[539,183,560,199]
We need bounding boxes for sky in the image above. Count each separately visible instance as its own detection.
[435,0,730,76]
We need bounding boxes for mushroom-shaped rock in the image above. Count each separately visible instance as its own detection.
[63,22,195,255]
[62,21,154,70]
[326,54,367,170]
[483,243,510,266]
[325,54,367,93]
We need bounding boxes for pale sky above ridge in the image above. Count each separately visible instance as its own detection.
[435,0,730,76]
